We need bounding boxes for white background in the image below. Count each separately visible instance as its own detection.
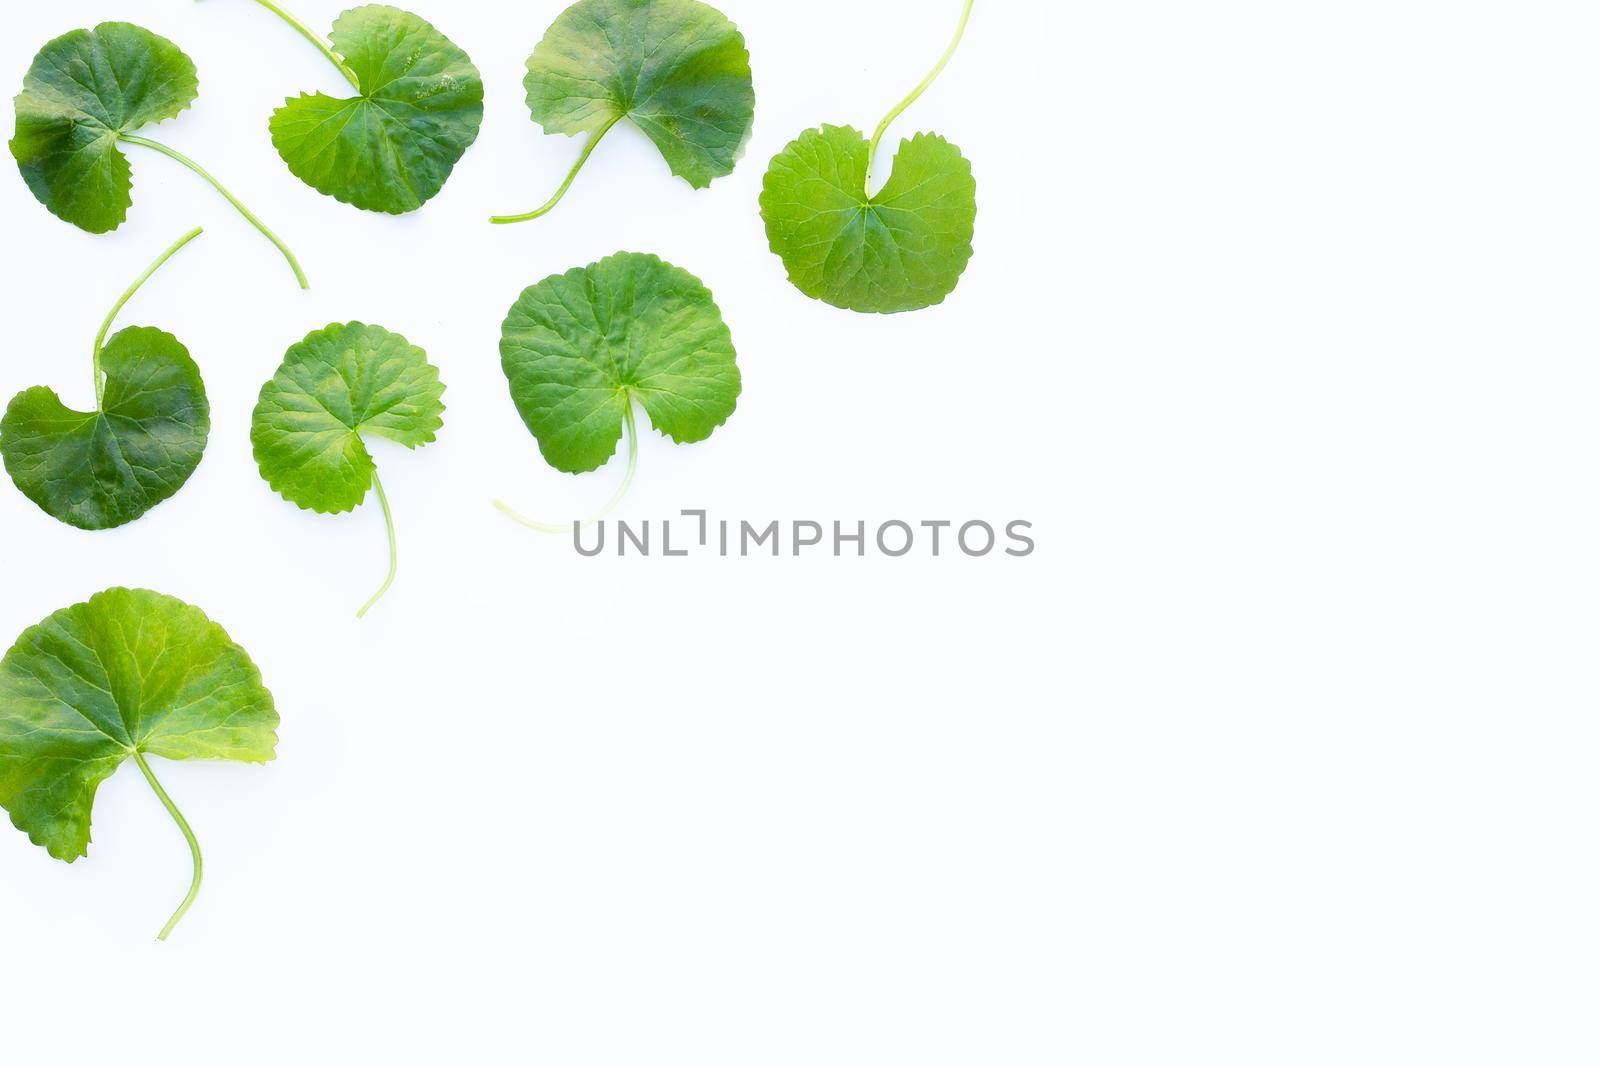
[0,0,1593,1063]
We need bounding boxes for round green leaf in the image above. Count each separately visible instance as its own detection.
[9,22,198,233]
[0,327,209,531]
[760,125,977,314]
[251,321,445,513]
[500,251,740,474]
[269,5,484,214]
[524,0,754,189]
[0,587,277,862]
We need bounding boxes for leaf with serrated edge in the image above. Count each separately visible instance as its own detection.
[269,5,483,214]
[760,125,976,314]
[500,251,740,474]
[526,0,752,187]
[251,322,443,513]
[759,0,979,314]
[9,22,197,232]
[494,0,753,223]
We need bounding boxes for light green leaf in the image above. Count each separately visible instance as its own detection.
[0,587,277,861]
[0,587,276,937]
[499,251,740,475]
[759,125,976,314]
[759,0,978,314]
[268,4,484,214]
[251,321,444,617]
[251,322,443,513]
[9,22,197,233]
[1,328,208,531]
[492,0,754,224]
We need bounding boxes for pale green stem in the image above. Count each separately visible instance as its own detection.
[358,468,399,618]
[132,750,203,942]
[490,117,622,225]
[865,0,976,197]
[496,402,638,532]
[246,0,362,89]
[119,134,309,289]
[92,226,203,407]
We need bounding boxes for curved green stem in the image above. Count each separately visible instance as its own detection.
[92,226,202,407]
[131,750,203,942]
[358,468,398,618]
[490,117,621,225]
[496,401,638,532]
[247,0,361,90]
[865,0,976,196]
[119,134,309,289]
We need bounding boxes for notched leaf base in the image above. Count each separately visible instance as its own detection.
[10,22,200,234]
[0,588,278,863]
[521,0,755,191]
[251,321,445,513]
[760,124,977,315]
[0,327,209,530]
[268,5,484,214]
[499,251,742,475]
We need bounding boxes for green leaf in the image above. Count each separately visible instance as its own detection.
[759,0,979,314]
[252,321,444,616]
[269,5,484,214]
[9,22,197,233]
[251,322,444,513]
[760,126,976,315]
[10,22,308,286]
[1,327,208,531]
[0,227,209,531]
[0,588,276,862]
[499,251,740,474]
[493,0,754,223]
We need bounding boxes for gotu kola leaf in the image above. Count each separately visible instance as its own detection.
[251,321,445,616]
[490,0,754,225]
[496,251,740,530]
[759,0,977,314]
[0,227,210,531]
[0,587,278,940]
[10,21,308,287]
[240,1,483,214]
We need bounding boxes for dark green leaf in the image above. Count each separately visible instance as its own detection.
[1,327,208,531]
[9,22,197,233]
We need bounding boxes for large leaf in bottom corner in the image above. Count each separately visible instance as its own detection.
[499,251,740,474]
[0,326,209,530]
[760,125,977,314]
[268,5,483,213]
[0,587,278,861]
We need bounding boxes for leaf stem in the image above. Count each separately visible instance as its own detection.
[119,134,309,289]
[92,226,203,407]
[865,0,976,196]
[248,0,362,90]
[358,467,399,618]
[490,117,621,225]
[496,401,638,532]
[131,750,203,942]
